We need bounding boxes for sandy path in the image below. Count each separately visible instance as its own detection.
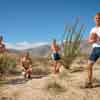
[0,66,100,100]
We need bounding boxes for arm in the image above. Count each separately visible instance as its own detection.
[51,44,54,51]
[88,33,98,44]
[51,43,60,52]
[29,58,32,68]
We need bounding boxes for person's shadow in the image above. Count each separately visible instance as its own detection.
[6,77,29,85]
[92,78,100,88]
[5,74,47,85]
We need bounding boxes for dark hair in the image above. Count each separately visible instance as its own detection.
[52,39,56,43]
[96,13,100,16]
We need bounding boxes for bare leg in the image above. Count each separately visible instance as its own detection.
[88,60,94,83]
[22,68,27,78]
[54,61,57,74]
[85,60,94,88]
[24,71,27,78]
[26,68,32,79]
[56,61,61,73]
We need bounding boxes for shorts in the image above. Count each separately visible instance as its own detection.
[24,67,29,70]
[52,53,61,61]
[89,47,100,62]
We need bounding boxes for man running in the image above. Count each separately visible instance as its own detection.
[85,13,100,88]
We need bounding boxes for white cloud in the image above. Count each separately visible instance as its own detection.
[5,41,48,50]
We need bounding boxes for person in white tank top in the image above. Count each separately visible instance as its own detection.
[90,27,100,48]
[85,13,100,88]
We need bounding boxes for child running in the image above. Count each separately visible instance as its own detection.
[51,39,61,74]
[85,13,100,88]
[20,52,32,79]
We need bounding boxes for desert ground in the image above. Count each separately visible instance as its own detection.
[0,57,100,100]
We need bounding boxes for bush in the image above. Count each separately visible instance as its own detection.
[61,17,85,69]
[0,54,17,76]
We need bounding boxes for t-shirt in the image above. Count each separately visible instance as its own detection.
[90,27,100,48]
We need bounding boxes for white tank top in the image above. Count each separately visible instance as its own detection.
[90,27,100,48]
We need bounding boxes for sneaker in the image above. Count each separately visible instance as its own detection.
[28,74,31,79]
[84,82,93,88]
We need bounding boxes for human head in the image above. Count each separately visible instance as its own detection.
[22,52,29,58]
[25,52,29,57]
[52,39,56,45]
[94,13,100,26]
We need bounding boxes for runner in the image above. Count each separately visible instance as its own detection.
[51,39,61,74]
[85,13,100,88]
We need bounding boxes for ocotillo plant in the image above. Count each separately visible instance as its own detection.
[61,17,85,69]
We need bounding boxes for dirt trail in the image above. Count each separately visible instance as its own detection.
[1,65,100,100]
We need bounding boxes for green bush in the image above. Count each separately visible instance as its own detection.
[0,54,17,76]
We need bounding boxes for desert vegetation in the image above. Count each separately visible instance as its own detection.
[0,18,87,80]
[2,18,100,100]
[0,54,17,77]
[61,17,86,69]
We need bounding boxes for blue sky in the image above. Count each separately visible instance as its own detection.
[0,0,100,49]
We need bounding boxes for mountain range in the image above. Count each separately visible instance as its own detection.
[7,41,91,57]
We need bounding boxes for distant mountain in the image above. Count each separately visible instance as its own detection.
[24,44,51,57]
[7,44,51,57]
[7,49,20,54]
[7,41,92,57]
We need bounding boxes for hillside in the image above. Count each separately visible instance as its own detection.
[7,44,50,57]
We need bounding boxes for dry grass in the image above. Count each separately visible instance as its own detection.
[32,66,51,76]
[0,54,17,75]
[0,80,7,86]
[45,80,66,94]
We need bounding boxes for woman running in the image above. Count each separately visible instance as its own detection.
[51,39,61,74]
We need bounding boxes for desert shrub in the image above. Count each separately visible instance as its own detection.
[0,54,17,76]
[61,17,85,69]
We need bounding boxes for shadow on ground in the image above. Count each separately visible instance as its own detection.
[4,74,48,85]
[5,77,29,85]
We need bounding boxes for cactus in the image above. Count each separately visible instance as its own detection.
[61,18,85,69]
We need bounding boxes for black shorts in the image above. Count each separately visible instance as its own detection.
[52,53,61,61]
[24,67,29,70]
